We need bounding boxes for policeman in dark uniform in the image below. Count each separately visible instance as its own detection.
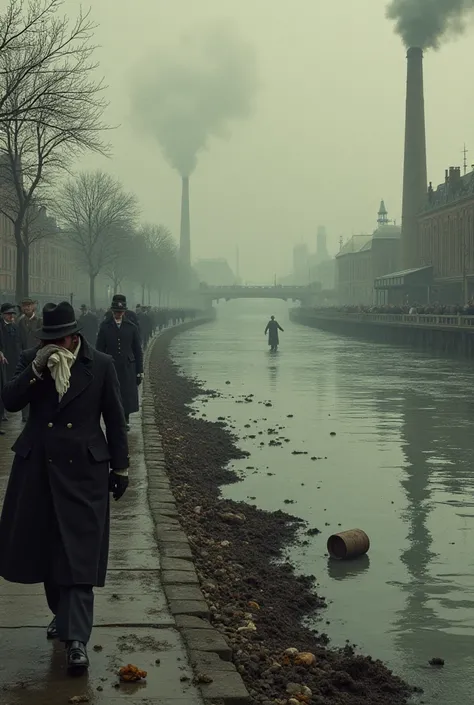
[96,295,143,430]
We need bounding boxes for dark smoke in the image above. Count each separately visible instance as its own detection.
[387,0,474,49]
[132,22,257,176]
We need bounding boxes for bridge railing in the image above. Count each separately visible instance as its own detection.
[296,310,474,328]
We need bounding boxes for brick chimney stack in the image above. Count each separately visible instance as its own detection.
[179,176,191,270]
[401,47,428,269]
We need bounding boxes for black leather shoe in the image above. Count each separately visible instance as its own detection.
[46,617,58,639]
[66,641,89,674]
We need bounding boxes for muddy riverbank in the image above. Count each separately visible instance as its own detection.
[149,328,416,705]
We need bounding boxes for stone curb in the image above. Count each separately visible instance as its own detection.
[142,319,251,705]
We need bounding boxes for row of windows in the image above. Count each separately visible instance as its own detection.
[418,204,474,278]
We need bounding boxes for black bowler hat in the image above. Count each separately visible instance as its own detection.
[37,301,81,340]
[1,303,16,314]
[111,294,127,311]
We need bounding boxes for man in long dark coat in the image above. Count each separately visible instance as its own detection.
[96,294,143,430]
[0,302,21,381]
[78,304,98,346]
[17,297,42,422]
[0,301,129,673]
[265,315,284,352]
[0,302,21,421]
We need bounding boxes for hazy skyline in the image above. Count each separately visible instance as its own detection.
[64,0,474,282]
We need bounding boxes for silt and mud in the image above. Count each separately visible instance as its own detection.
[149,334,417,704]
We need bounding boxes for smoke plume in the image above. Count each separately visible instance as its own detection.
[132,23,257,176]
[387,0,474,49]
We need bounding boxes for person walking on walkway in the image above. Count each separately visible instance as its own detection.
[0,301,129,674]
[265,315,284,352]
[96,294,143,430]
[78,304,98,346]
[17,297,42,422]
[0,303,21,421]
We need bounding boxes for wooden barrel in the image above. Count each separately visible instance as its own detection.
[327,529,370,560]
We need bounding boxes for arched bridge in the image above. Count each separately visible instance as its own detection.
[199,284,320,305]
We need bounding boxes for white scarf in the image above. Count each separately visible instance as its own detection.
[47,338,81,400]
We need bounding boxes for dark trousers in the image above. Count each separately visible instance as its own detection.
[44,582,94,644]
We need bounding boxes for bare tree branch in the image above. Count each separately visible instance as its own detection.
[54,170,139,307]
[0,0,110,299]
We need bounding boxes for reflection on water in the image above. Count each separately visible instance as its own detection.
[327,555,371,581]
[171,301,474,703]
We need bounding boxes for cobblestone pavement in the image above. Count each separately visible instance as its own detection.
[0,409,203,705]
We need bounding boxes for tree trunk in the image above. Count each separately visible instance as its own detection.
[22,245,29,298]
[14,224,25,302]
[89,273,96,309]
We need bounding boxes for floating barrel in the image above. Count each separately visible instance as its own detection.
[327,529,370,560]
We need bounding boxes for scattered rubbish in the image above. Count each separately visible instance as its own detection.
[225,381,231,385]
[327,529,370,560]
[93,644,103,652]
[287,414,294,418]
[330,431,336,436]
[220,512,246,524]
[307,527,321,536]
[294,652,316,666]
[118,664,147,682]
[283,647,299,657]
[96,686,103,692]
[194,672,214,684]
[69,697,89,704]
[248,600,260,610]
[429,657,445,667]
[155,658,161,665]
[180,675,190,682]
[237,619,257,632]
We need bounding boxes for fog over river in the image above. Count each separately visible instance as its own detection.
[171,300,474,704]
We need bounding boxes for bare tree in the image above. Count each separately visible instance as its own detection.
[0,0,100,122]
[131,224,178,305]
[104,226,136,295]
[55,170,139,308]
[0,0,108,299]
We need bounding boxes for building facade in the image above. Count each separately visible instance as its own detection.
[336,202,401,305]
[416,167,474,302]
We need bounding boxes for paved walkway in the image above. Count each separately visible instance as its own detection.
[0,408,203,705]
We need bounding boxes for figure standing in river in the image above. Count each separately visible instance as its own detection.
[265,316,284,352]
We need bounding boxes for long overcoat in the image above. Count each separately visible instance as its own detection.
[265,319,283,347]
[78,312,99,347]
[96,317,143,416]
[0,338,129,586]
[0,320,21,381]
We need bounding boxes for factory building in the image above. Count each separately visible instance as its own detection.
[336,202,401,305]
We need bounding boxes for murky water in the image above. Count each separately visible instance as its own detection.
[171,300,474,703]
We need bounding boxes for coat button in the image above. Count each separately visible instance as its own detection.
[66,423,72,429]
[47,422,53,428]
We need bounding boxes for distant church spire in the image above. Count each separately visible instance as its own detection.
[377,200,390,225]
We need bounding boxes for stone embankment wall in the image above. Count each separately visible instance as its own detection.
[141,317,252,705]
[290,309,474,358]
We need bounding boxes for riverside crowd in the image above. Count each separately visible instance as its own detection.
[0,295,198,435]
[311,302,474,316]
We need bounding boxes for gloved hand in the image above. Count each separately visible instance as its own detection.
[33,344,61,375]
[109,471,129,501]
[136,374,142,386]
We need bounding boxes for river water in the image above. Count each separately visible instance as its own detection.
[171,300,474,703]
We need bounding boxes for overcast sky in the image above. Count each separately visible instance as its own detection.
[66,0,474,282]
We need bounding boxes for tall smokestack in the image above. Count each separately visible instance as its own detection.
[401,47,427,269]
[179,176,191,269]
